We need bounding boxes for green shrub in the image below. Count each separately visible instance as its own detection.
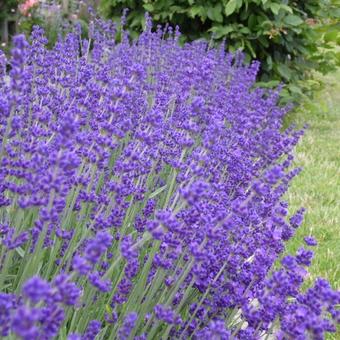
[0,0,19,22]
[100,0,340,100]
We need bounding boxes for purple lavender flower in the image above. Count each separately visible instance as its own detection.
[83,320,101,340]
[0,293,16,336]
[84,231,113,264]
[196,319,231,339]
[68,334,82,340]
[154,304,182,325]
[88,272,112,293]
[304,236,318,246]
[4,230,29,250]
[290,208,305,228]
[118,312,138,339]
[52,274,82,306]
[38,304,65,339]
[11,306,40,340]
[72,255,92,276]
[0,15,338,340]
[296,248,314,267]
[22,276,51,304]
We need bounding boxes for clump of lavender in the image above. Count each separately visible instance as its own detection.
[0,15,339,339]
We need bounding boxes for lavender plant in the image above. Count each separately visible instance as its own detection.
[0,15,339,339]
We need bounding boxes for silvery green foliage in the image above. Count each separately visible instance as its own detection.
[0,18,338,339]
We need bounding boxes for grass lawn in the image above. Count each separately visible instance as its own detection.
[284,70,340,337]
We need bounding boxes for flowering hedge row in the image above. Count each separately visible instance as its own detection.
[0,17,339,339]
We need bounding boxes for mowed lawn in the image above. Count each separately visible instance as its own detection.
[284,70,340,337]
[286,70,340,339]
[2,41,338,338]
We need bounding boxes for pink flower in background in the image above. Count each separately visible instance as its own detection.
[19,0,39,16]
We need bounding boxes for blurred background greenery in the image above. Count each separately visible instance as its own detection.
[0,0,99,50]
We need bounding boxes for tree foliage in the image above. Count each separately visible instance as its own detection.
[0,0,19,21]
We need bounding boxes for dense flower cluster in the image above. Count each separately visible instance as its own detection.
[0,15,339,339]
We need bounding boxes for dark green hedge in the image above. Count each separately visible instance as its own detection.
[0,0,19,21]
[100,0,340,99]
